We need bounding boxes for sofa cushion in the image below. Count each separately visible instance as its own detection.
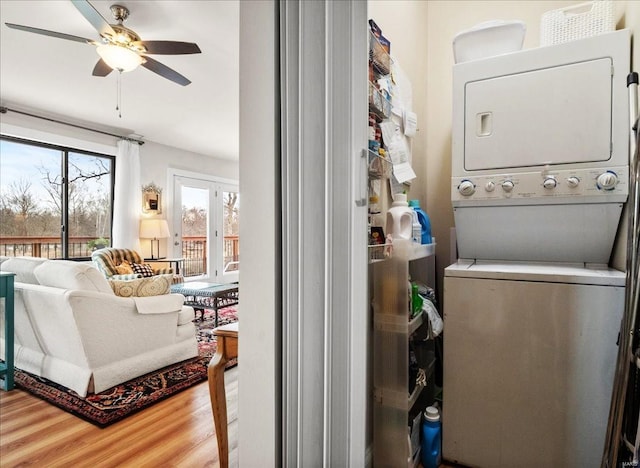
[109,274,173,297]
[115,261,134,275]
[131,263,155,278]
[34,260,113,294]
[1,257,48,284]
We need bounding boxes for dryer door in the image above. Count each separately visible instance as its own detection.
[464,58,613,171]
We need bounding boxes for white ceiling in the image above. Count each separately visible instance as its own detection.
[0,0,239,160]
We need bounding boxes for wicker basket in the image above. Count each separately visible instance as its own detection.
[540,0,615,46]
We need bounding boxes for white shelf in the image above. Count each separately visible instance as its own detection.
[409,311,424,335]
[409,242,436,261]
[368,242,392,263]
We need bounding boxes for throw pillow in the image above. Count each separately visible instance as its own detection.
[114,261,134,275]
[109,274,173,297]
[131,262,154,278]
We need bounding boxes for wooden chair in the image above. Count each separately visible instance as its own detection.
[208,322,238,468]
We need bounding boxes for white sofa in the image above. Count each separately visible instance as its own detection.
[0,256,198,397]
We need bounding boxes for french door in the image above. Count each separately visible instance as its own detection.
[171,173,239,284]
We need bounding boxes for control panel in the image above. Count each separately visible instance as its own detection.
[452,166,629,203]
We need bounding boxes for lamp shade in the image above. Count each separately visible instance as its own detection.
[139,219,170,239]
[97,44,143,72]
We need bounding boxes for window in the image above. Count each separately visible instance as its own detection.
[0,135,115,259]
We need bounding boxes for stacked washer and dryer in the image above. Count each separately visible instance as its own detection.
[443,30,631,467]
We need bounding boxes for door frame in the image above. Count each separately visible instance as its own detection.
[166,168,238,282]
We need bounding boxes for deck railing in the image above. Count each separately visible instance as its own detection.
[0,235,239,278]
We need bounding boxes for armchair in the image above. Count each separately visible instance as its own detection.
[91,247,183,283]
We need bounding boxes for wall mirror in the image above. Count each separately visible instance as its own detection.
[142,182,162,214]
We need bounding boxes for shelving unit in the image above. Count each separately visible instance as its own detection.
[367,19,437,467]
[371,240,436,467]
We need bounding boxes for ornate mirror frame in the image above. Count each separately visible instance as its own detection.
[142,182,162,214]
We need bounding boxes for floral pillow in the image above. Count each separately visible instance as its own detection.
[131,262,154,278]
[114,261,134,275]
[109,274,172,297]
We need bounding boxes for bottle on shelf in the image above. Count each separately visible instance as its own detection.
[408,199,432,244]
[411,210,422,244]
[411,282,423,317]
[421,406,442,468]
[386,193,413,241]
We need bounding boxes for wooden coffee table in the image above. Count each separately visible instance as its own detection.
[170,282,239,326]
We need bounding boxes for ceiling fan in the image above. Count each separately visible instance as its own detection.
[5,0,201,86]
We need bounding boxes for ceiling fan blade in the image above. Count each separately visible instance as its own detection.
[92,59,113,77]
[70,0,116,38]
[5,22,97,44]
[141,56,191,86]
[134,40,201,55]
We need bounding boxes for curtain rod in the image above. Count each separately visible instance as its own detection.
[0,106,145,145]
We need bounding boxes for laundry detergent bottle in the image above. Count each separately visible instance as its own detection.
[408,199,432,244]
[386,194,413,241]
[421,406,442,468]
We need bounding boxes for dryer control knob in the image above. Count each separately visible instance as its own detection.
[501,180,514,192]
[566,176,580,188]
[485,181,496,192]
[458,180,476,196]
[597,171,618,190]
[543,177,557,189]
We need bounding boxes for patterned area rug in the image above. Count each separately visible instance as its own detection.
[14,306,238,428]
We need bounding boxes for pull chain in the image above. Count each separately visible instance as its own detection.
[116,70,122,118]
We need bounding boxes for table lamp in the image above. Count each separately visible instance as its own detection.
[139,219,170,259]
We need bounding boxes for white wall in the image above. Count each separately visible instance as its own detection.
[140,140,237,194]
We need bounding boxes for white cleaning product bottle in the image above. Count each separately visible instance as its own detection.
[386,193,413,241]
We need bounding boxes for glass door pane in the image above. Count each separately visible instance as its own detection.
[221,188,239,283]
[178,183,210,279]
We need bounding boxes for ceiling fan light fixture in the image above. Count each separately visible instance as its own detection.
[96,44,142,72]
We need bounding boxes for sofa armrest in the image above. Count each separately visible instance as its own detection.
[63,290,190,367]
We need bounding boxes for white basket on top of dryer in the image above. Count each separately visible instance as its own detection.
[540,0,615,47]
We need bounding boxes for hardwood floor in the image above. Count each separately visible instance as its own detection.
[0,367,238,468]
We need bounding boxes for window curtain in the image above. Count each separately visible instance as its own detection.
[112,139,142,250]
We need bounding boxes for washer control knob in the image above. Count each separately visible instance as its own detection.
[566,176,580,188]
[543,177,557,189]
[597,171,619,191]
[501,180,514,192]
[485,181,496,192]
[458,180,476,196]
